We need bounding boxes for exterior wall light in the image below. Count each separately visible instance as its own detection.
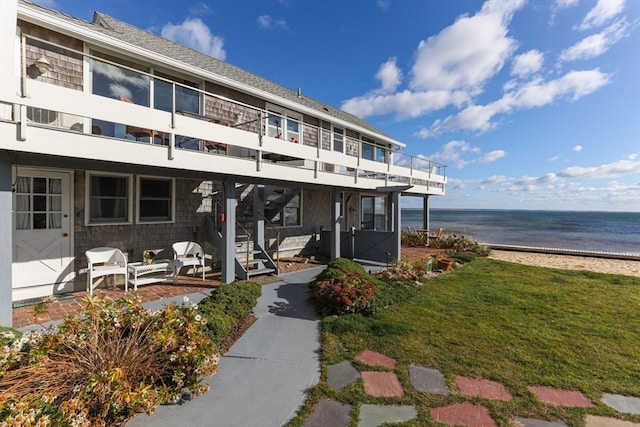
[35,56,52,74]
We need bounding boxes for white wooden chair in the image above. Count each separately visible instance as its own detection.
[85,247,127,295]
[172,241,206,279]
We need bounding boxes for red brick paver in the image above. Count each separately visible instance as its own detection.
[12,277,219,328]
[355,349,397,369]
[528,386,595,407]
[361,371,404,397]
[456,376,513,401]
[431,402,496,427]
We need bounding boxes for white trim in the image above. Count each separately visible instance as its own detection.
[17,3,405,148]
[84,171,133,226]
[135,175,176,224]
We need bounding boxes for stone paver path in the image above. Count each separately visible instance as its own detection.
[515,417,568,427]
[528,386,595,407]
[312,349,640,427]
[602,393,640,414]
[303,399,351,427]
[409,365,448,394]
[456,376,513,401]
[358,404,417,427]
[585,415,640,427]
[361,371,404,397]
[355,350,396,369]
[431,402,496,427]
[327,361,360,391]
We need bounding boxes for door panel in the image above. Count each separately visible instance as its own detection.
[13,170,73,289]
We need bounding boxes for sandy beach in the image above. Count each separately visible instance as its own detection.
[488,249,640,278]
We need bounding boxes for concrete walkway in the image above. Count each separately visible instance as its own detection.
[126,267,323,427]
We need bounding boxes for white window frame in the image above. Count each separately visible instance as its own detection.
[266,105,302,144]
[332,126,345,153]
[361,136,387,163]
[85,171,133,226]
[136,176,176,224]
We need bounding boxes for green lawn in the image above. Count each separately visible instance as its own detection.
[290,258,640,426]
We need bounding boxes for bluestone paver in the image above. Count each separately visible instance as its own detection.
[302,399,351,427]
[409,365,448,395]
[358,404,418,427]
[515,417,568,427]
[126,267,324,427]
[327,360,360,391]
[585,415,640,427]
[602,393,640,415]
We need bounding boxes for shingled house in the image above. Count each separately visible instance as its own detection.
[0,0,446,326]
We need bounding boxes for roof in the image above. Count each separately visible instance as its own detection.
[19,0,403,147]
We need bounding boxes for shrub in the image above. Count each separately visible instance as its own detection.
[311,273,377,316]
[0,295,218,427]
[438,234,490,256]
[197,281,261,347]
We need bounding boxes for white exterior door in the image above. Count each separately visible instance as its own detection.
[13,169,73,295]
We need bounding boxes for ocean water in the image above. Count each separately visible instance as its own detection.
[402,209,640,255]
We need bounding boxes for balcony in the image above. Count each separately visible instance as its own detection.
[0,34,446,195]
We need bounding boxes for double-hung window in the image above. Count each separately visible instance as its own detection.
[332,126,345,153]
[86,173,132,225]
[137,177,174,223]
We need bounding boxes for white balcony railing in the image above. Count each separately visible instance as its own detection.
[1,34,446,195]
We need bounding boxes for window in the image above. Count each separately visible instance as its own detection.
[137,177,174,223]
[362,137,387,163]
[154,72,200,113]
[86,173,131,225]
[267,107,302,144]
[332,126,344,153]
[268,189,302,227]
[14,176,62,230]
[361,195,387,230]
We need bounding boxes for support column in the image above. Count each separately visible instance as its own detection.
[423,196,430,231]
[389,191,401,262]
[0,155,13,326]
[221,179,237,284]
[253,185,265,251]
[330,188,341,260]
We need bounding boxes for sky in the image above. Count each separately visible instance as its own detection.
[32,0,640,212]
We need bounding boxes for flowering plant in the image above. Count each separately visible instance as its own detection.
[0,295,219,426]
[311,273,377,316]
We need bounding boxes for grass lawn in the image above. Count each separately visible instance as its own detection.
[289,258,640,426]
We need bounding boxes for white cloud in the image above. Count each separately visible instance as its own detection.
[377,0,391,12]
[432,69,611,133]
[560,20,627,62]
[342,0,525,118]
[579,0,625,30]
[477,150,507,164]
[257,15,289,31]
[410,0,524,93]
[375,57,402,93]
[555,0,578,10]
[558,158,640,179]
[161,18,226,60]
[415,128,431,139]
[511,50,544,77]
[548,155,560,162]
[573,145,583,152]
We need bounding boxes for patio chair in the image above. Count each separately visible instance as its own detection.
[172,241,206,280]
[428,228,444,248]
[85,247,127,295]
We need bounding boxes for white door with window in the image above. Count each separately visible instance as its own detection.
[13,169,73,294]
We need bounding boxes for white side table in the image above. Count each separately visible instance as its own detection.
[127,259,173,292]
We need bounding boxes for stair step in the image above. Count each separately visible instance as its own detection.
[246,267,276,278]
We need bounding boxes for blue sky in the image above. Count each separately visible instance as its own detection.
[33,0,640,211]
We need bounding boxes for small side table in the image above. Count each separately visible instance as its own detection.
[127,259,173,292]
